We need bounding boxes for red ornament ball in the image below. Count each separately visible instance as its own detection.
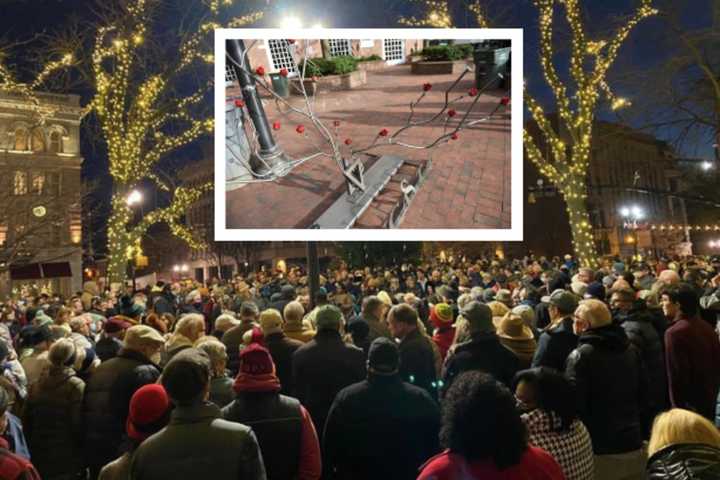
[451,133,459,140]
[448,109,457,117]
[500,96,511,106]
[423,83,432,92]
[333,120,341,127]
[234,99,245,108]
[296,125,305,134]
[255,66,265,76]
[468,87,478,97]
[272,121,281,130]
[344,138,352,145]
[287,39,296,44]
[279,68,289,77]
[379,128,389,137]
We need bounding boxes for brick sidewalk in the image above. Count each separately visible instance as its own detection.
[226,64,511,229]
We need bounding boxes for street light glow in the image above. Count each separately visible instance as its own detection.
[127,189,143,206]
[631,206,643,219]
[279,16,302,29]
[701,161,713,171]
[620,207,630,217]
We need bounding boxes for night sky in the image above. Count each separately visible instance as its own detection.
[0,0,714,249]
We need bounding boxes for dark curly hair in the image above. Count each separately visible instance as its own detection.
[513,367,577,432]
[440,371,527,469]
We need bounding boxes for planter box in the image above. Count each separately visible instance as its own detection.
[411,60,470,75]
[357,60,386,72]
[291,69,367,95]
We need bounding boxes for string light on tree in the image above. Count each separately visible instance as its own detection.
[91,0,261,284]
[524,0,657,268]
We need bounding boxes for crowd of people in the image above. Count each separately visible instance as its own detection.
[0,252,720,479]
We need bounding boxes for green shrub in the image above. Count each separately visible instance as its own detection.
[357,54,382,62]
[298,56,358,76]
[420,44,473,61]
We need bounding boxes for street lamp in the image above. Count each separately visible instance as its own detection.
[127,189,143,206]
[279,16,302,29]
[620,204,645,258]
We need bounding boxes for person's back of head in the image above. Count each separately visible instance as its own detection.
[48,338,76,368]
[283,301,304,326]
[161,348,211,407]
[175,314,205,341]
[648,408,720,457]
[440,371,527,469]
[514,367,577,431]
[238,301,259,322]
[362,296,383,318]
[675,283,700,318]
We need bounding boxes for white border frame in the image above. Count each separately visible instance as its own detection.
[215,28,523,242]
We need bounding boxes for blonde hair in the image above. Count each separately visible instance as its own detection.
[196,339,228,377]
[175,314,205,340]
[283,301,304,325]
[648,408,720,457]
[48,338,76,368]
[576,299,612,328]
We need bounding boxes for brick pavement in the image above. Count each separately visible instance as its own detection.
[225,64,511,229]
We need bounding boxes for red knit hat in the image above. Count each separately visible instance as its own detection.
[233,344,281,394]
[126,384,171,442]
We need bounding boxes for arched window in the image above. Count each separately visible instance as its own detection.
[14,127,29,151]
[49,130,63,153]
[31,128,45,152]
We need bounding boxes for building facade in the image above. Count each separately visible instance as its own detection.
[0,91,84,298]
[227,38,423,82]
[513,120,688,259]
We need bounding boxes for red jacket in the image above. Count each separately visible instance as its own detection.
[665,315,720,420]
[0,438,40,480]
[432,327,455,361]
[418,446,565,480]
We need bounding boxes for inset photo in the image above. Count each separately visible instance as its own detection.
[215,29,522,240]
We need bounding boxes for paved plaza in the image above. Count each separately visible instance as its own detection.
[226,64,511,229]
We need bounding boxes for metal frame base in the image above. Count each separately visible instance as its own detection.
[310,155,431,229]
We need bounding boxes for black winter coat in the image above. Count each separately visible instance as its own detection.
[398,329,438,399]
[647,443,720,479]
[323,375,441,480]
[82,349,161,474]
[565,324,648,455]
[292,329,365,438]
[263,332,303,395]
[532,316,578,372]
[441,332,520,396]
[616,305,669,428]
[23,367,85,479]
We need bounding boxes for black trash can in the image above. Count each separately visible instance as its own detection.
[474,41,511,89]
[270,73,290,98]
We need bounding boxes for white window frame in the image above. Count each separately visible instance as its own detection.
[382,39,405,65]
[264,40,298,77]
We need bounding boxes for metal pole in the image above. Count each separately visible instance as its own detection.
[307,242,319,311]
[226,39,289,175]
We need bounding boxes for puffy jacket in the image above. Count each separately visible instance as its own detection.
[82,349,160,475]
[647,443,720,479]
[565,324,648,455]
[23,366,85,478]
[616,304,669,429]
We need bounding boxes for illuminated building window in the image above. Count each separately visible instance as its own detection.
[14,127,29,151]
[13,171,28,195]
[0,225,6,245]
[31,173,45,195]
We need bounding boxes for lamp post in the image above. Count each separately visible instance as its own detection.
[620,205,644,260]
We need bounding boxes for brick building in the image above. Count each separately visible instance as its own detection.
[511,119,689,259]
[0,91,84,297]
[227,39,423,81]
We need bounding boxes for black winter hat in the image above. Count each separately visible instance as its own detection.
[367,338,399,375]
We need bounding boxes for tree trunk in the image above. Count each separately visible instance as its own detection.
[321,40,331,59]
[107,199,131,287]
[562,183,599,268]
